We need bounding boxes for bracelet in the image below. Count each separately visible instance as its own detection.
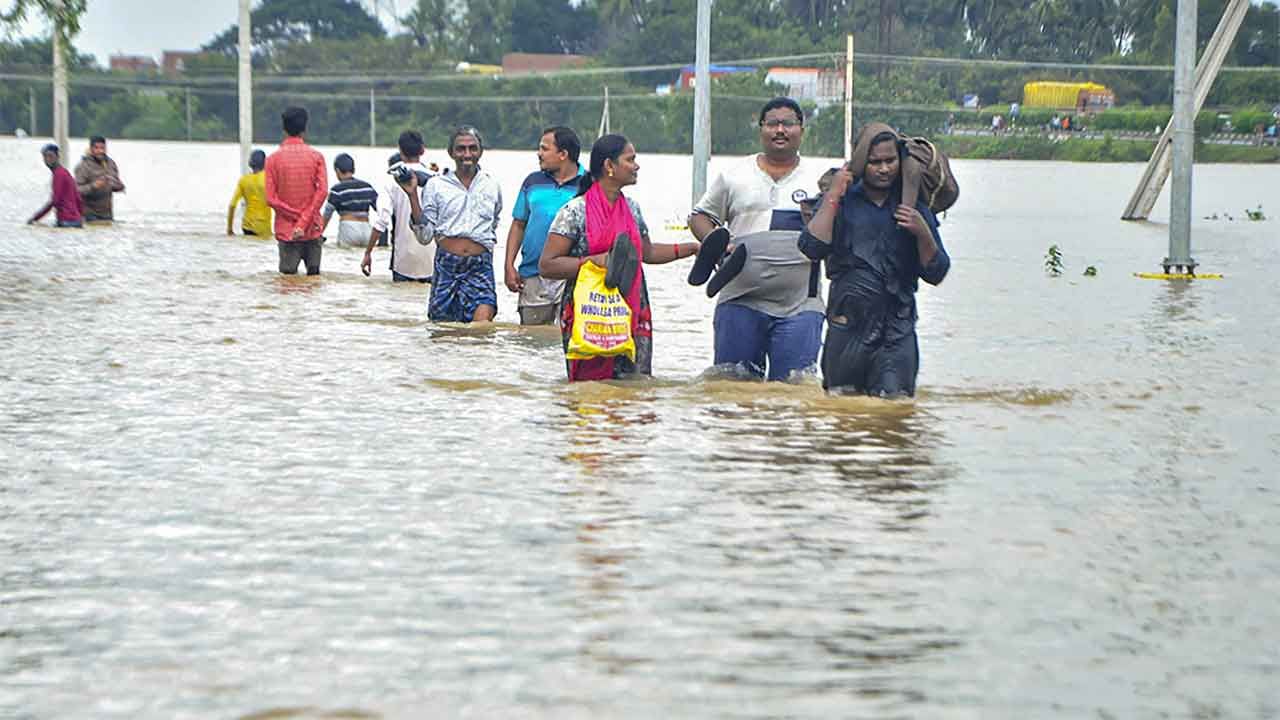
[674,243,682,259]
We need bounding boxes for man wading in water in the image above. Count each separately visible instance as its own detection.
[799,123,950,396]
[420,126,503,323]
[687,97,826,381]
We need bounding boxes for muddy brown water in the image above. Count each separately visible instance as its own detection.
[1,138,1277,718]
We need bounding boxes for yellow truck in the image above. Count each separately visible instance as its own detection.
[1023,81,1115,111]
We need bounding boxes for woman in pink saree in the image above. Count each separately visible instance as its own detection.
[540,135,700,381]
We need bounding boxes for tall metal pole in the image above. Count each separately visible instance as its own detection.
[1167,0,1197,273]
[844,33,854,161]
[369,87,376,146]
[691,0,711,206]
[29,87,37,136]
[51,0,69,154]
[238,0,253,171]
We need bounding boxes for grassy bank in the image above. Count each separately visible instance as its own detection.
[933,135,1280,163]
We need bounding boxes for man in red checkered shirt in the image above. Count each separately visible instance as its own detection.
[264,106,328,275]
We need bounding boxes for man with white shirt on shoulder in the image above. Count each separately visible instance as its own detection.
[360,130,435,283]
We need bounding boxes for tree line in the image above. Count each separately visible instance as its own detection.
[0,0,1276,157]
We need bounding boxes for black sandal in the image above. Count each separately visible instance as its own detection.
[706,244,748,297]
[605,232,640,296]
[687,226,730,286]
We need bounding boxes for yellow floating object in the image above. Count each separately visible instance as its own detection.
[664,224,689,231]
[1133,272,1224,280]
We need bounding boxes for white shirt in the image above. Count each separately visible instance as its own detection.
[370,162,434,280]
[693,154,825,237]
[419,167,503,252]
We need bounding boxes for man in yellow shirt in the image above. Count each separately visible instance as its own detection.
[227,149,273,237]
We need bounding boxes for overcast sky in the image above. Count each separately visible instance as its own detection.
[18,0,403,66]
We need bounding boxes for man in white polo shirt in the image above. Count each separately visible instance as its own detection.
[687,97,827,382]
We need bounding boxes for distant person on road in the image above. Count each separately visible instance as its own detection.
[421,126,503,323]
[226,149,272,237]
[28,144,83,228]
[798,122,951,397]
[504,126,585,325]
[73,135,125,222]
[361,131,436,282]
[322,153,377,248]
[686,96,826,382]
[264,106,328,275]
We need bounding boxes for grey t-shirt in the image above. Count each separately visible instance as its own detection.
[717,230,824,318]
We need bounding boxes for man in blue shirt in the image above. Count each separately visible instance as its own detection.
[503,126,585,325]
[799,122,950,397]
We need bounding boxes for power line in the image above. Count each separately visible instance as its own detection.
[4,50,1275,90]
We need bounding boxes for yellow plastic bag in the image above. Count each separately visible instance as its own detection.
[566,261,635,361]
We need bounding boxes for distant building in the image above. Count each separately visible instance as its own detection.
[502,53,591,76]
[109,54,158,73]
[764,67,845,104]
[162,51,204,76]
[675,64,755,90]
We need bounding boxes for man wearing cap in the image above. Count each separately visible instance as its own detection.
[28,144,83,228]
[322,153,377,248]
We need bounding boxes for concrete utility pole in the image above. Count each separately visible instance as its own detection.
[691,0,711,206]
[1167,0,1197,274]
[369,88,376,146]
[51,0,69,154]
[238,0,253,171]
[29,87,37,136]
[844,33,854,161]
[1121,0,1248,222]
[186,87,193,141]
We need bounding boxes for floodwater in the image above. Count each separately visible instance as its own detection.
[1,137,1277,719]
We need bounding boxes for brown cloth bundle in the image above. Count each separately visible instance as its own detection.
[845,123,959,213]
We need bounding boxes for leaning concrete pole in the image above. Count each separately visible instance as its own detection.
[691,0,711,206]
[51,1,69,154]
[1167,0,1196,273]
[844,34,855,161]
[238,0,253,171]
[1122,0,1247,221]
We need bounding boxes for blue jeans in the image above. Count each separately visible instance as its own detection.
[713,303,823,381]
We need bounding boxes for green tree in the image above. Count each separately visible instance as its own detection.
[507,0,597,55]
[402,0,458,54]
[204,0,385,54]
[0,0,87,58]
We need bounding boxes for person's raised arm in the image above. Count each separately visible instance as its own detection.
[688,172,728,241]
[799,166,852,260]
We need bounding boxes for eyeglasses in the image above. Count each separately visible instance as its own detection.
[762,119,802,129]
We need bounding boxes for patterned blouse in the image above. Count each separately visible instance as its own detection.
[548,193,654,378]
